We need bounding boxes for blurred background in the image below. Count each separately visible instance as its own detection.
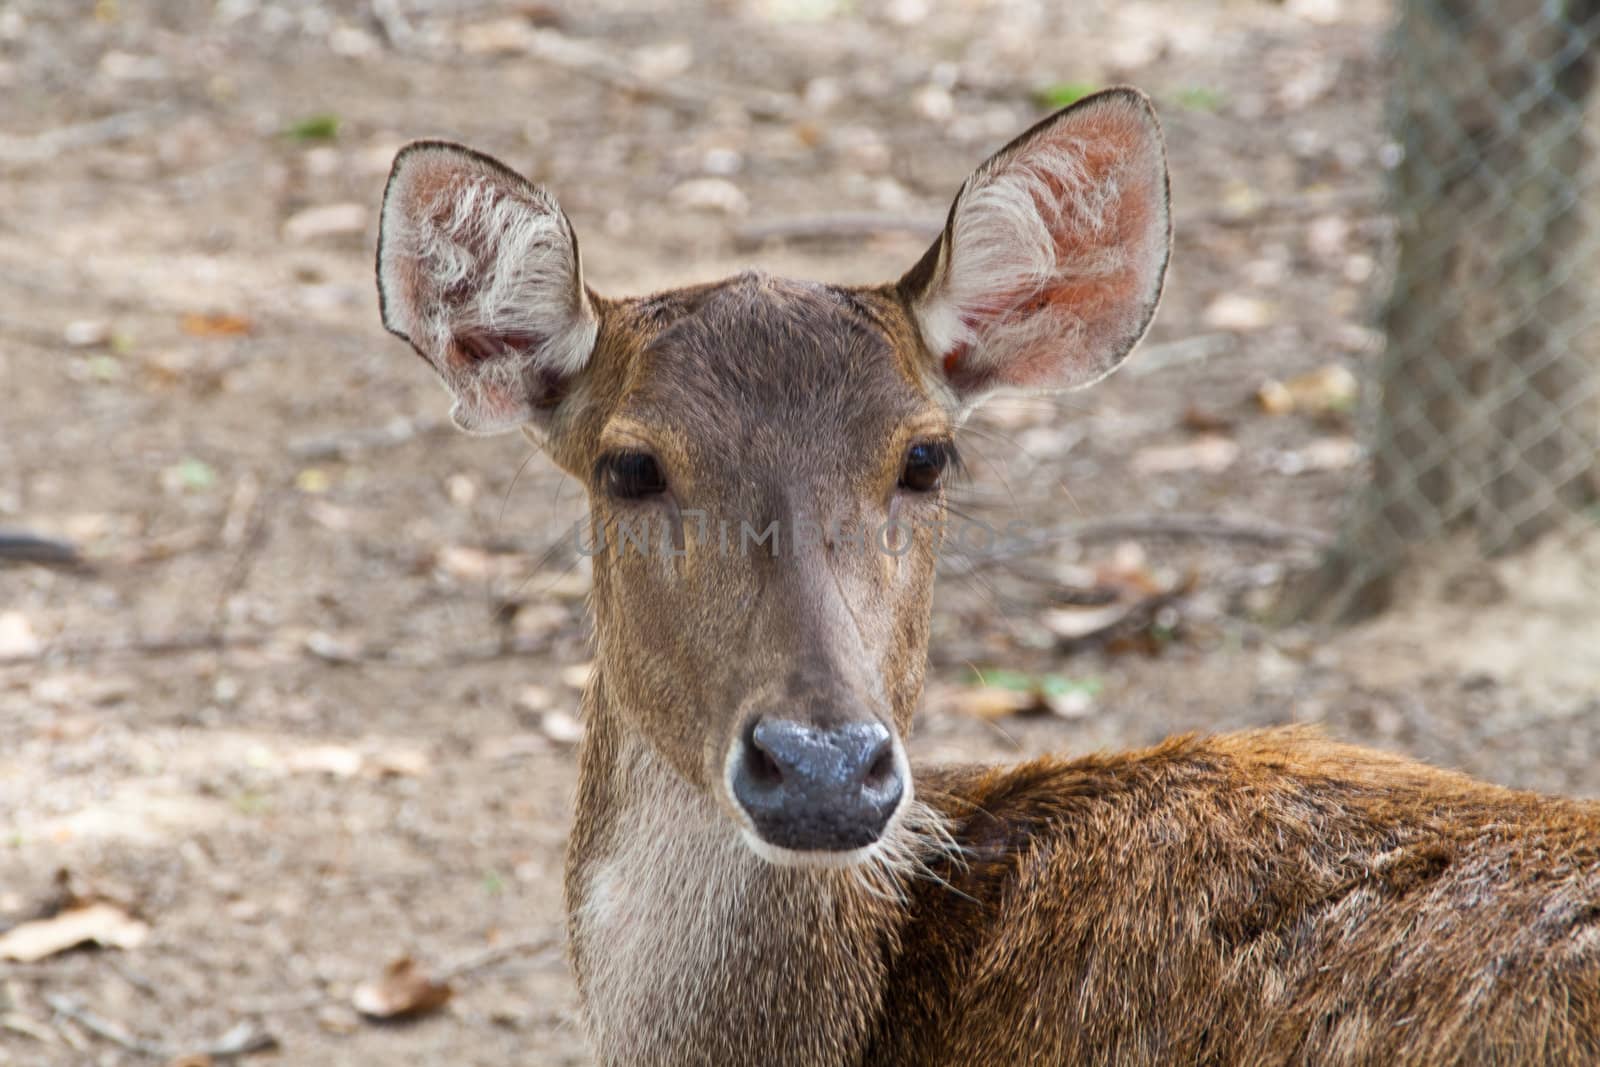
[1,0,1597,1062]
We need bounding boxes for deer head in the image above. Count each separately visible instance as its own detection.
[376,88,1170,865]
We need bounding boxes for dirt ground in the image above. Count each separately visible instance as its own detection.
[2,1,1598,1064]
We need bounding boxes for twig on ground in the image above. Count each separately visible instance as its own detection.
[0,631,266,668]
[0,630,565,669]
[231,989,331,1016]
[515,28,795,121]
[1177,188,1382,229]
[958,513,1332,573]
[44,994,167,1058]
[288,416,451,461]
[0,106,179,166]
[45,993,278,1061]
[1124,333,1232,377]
[212,474,267,631]
[1056,514,1332,549]
[369,0,419,49]
[731,189,1383,250]
[115,524,214,566]
[442,935,562,982]
[0,316,71,349]
[0,1010,59,1047]
[104,955,161,999]
[0,531,87,571]
[734,213,942,249]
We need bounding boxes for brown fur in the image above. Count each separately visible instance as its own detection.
[562,275,1600,1066]
[373,90,1600,1066]
[879,731,1600,1065]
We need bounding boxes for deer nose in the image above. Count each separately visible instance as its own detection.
[731,718,905,852]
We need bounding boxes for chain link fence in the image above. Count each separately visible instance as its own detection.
[1315,0,1600,619]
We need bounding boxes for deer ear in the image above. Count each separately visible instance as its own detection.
[377,141,598,434]
[901,88,1170,406]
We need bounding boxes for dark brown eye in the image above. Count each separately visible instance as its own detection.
[899,441,952,493]
[600,451,668,500]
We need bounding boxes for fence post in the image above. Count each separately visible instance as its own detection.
[1300,0,1600,621]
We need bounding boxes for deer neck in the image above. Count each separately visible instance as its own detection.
[564,674,904,1067]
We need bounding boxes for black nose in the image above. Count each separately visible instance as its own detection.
[731,719,904,852]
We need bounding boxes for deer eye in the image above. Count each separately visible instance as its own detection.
[899,441,953,493]
[599,451,668,500]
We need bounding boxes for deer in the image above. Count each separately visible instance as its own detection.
[374,88,1600,1066]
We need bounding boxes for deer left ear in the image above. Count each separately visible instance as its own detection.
[376,141,598,434]
[900,88,1171,407]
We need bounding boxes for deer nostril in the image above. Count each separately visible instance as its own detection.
[864,746,896,790]
[746,739,785,786]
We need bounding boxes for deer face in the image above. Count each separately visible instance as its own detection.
[376,89,1170,865]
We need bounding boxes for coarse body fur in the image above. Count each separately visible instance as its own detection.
[568,709,1600,1066]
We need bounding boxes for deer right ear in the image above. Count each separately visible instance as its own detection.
[377,141,598,434]
[900,88,1171,409]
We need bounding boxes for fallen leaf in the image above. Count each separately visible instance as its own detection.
[207,1020,278,1056]
[1286,0,1344,25]
[668,178,748,216]
[1172,86,1226,112]
[560,662,593,690]
[283,202,367,243]
[957,685,1038,720]
[1033,82,1098,109]
[1256,379,1295,416]
[1202,293,1273,332]
[457,17,539,55]
[631,40,694,80]
[2,1011,58,1045]
[286,744,365,778]
[1043,601,1139,640]
[180,312,252,338]
[0,612,41,660]
[0,900,149,962]
[912,84,953,121]
[162,457,216,493]
[63,320,112,348]
[317,1004,362,1035]
[1044,686,1097,720]
[1256,364,1358,417]
[956,671,1103,721]
[352,956,452,1020]
[295,468,331,494]
[1180,406,1233,435]
[1131,435,1239,475]
[284,113,339,141]
[435,545,493,582]
[365,748,431,779]
[1269,436,1361,475]
[515,685,554,714]
[303,631,362,665]
[539,710,584,746]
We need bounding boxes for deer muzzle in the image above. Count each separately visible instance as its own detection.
[728,717,907,856]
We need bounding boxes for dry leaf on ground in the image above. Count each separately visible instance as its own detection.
[954,671,1103,722]
[179,312,252,337]
[0,900,150,962]
[1131,435,1240,475]
[352,956,453,1021]
[0,611,42,660]
[540,710,584,746]
[1256,364,1358,417]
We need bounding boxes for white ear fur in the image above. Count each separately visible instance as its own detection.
[907,88,1170,405]
[377,142,597,434]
